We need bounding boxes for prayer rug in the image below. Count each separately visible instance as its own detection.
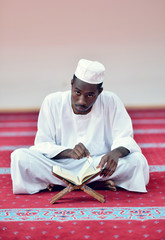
[0,108,165,240]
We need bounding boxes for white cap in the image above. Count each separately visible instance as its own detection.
[75,59,105,84]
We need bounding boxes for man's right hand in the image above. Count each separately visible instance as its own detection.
[54,143,90,160]
[70,142,90,159]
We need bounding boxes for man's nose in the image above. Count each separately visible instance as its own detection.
[78,95,86,105]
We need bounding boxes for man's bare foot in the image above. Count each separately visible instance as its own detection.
[47,184,64,191]
[88,180,117,191]
[47,184,55,191]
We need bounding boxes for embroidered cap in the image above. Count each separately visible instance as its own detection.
[75,59,105,84]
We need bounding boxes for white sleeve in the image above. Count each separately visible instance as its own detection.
[30,95,67,158]
[110,94,141,153]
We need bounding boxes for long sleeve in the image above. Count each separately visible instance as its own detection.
[109,93,141,153]
[30,94,68,158]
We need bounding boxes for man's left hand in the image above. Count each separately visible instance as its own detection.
[97,147,130,177]
[97,149,121,177]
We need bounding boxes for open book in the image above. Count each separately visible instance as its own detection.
[52,156,102,185]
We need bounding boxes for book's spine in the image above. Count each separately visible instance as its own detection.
[77,176,81,185]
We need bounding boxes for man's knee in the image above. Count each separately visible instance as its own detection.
[127,151,148,169]
[11,148,30,167]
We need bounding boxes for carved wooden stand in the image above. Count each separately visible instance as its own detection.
[50,171,105,204]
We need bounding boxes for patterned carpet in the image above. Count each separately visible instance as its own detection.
[0,109,165,239]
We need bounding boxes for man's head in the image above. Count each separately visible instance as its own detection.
[71,59,105,115]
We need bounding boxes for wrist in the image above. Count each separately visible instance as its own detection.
[54,149,73,159]
[112,147,130,158]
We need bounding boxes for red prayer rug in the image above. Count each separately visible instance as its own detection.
[0,109,165,240]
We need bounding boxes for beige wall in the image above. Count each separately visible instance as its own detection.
[0,0,165,109]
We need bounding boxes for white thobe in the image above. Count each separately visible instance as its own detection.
[11,91,149,194]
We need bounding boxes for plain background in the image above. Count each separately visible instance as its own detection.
[0,0,165,110]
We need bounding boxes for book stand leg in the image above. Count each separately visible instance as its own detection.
[50,172,105,204]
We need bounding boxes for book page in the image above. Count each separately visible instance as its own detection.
[82,164,101,183]
[52,165,79,185]
[79,156,101,183]
[78,156,92,181]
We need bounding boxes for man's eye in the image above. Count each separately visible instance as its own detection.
[88,93,95,97]
[75,91,81,96]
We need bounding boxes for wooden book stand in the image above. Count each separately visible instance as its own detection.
[50,171,105,204]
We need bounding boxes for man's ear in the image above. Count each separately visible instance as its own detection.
[99,87,103,95]
[71,79,74,85]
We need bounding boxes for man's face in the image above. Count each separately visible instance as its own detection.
[71,78,103,115]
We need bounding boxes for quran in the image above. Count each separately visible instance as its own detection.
[52,156,102,185]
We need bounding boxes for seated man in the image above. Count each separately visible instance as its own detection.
[11,59,149,194]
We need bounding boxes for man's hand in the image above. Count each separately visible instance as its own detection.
[98,150,120,177]
[68,143,90,159]
[97,147,130,177]
[54,143,90,160]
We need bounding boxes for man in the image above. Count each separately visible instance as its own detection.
[11,59,149,194]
